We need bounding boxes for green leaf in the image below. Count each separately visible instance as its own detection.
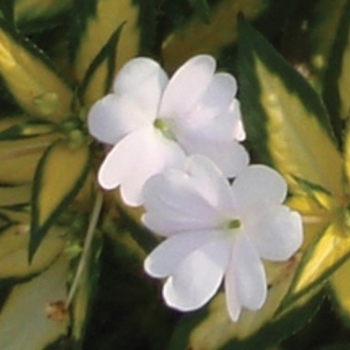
[0,119,55,141]
[0,0,14,25]
[0,20,73,121]
[189,0,210,21]
[292,177,335,211]
[282,219,350,308]
[14,0,72,32]
[0,225,65,279]
[329,256,350,328]
[166,258,299,349]
[162,0,269,72]
[72,0,154,105]
[168,288,323,350]
[323,0,350,124]
[237,18,343,198]
[78,22,124,103]
[0,133,60,185]
[344,122,350,190]
[30,140,90,261]
[281,0,347,93]
[0,256,70,350]
[0,184,31,207]
[0,206,30,225]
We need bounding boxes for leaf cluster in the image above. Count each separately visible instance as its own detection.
[1,0,350,349]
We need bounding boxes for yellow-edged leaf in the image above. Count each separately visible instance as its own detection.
[284,219,350,306]
[238,19,343,198]
[0,256,69,350]
[330,257,350,325]
[0,184,31,207]
[0,21,73,121]
[192,259,299,348]
[14,0,72,27]
[74,0,142,105]
[286,193,333,249]
[162,0,267,72]
[259,58,343,196]
[0,225,65,279]
[344,120,350,189]
[0,133,60,184]
[30,140,90,259]
[168,258,322,350]
[0,207,30,224]
[333,31,350,120]
[322,0,350,122]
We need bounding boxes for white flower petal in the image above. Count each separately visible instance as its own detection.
[113,57,168,118]
[230,100,246,141]
[159,55,215,119]
[171,92,245,148]
[88,94,152,145]
[247,206,303,261]
[98,127,186,206]
[142,188,223,236]
[144,229,225,278]
[186,155,235,211]
[224,260,241,322]
[231,165,287,209]
[179,126,250,178]
[163,238,231,311]
[142,156,234,235]
[226,234,267,315]
[183,73,238,123]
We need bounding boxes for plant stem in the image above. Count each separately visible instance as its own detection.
[65,191,103,309]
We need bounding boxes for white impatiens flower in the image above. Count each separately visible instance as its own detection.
[142,155,303,322]
[88,55,248,206]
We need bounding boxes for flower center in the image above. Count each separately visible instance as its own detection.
[154,118,175,140]
[228,219,241,229]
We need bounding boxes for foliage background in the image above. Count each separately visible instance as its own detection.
[1,0,350,349]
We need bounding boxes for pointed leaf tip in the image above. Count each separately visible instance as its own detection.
[237,18,343,197]
[29,140,90,262]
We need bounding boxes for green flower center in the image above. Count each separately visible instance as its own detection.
[228,219,241,229]
[154,118,175,140]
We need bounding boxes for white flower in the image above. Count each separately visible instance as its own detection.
[142,156,303,321]
[88,55,248,206]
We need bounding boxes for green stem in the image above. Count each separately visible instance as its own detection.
[65,191,103,308]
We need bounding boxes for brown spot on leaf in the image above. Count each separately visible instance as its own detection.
[45,300,68,322]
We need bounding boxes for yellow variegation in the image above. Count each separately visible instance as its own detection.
[14,0,72,26]
[0,24,73,121]
[0,133,60,184]
[344,117,350,186]
[0,225,65,279]
[255,58,343,197]
[287,194,332,248]
[0,184,31,206]
[31,140,90,245]
[330,257,350,323]
[0,257,69,350]
[74,0,141,105]
[286,220,350,304]
[169,256,304,349]
[238,19,350,325]
[0,207,30,224]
